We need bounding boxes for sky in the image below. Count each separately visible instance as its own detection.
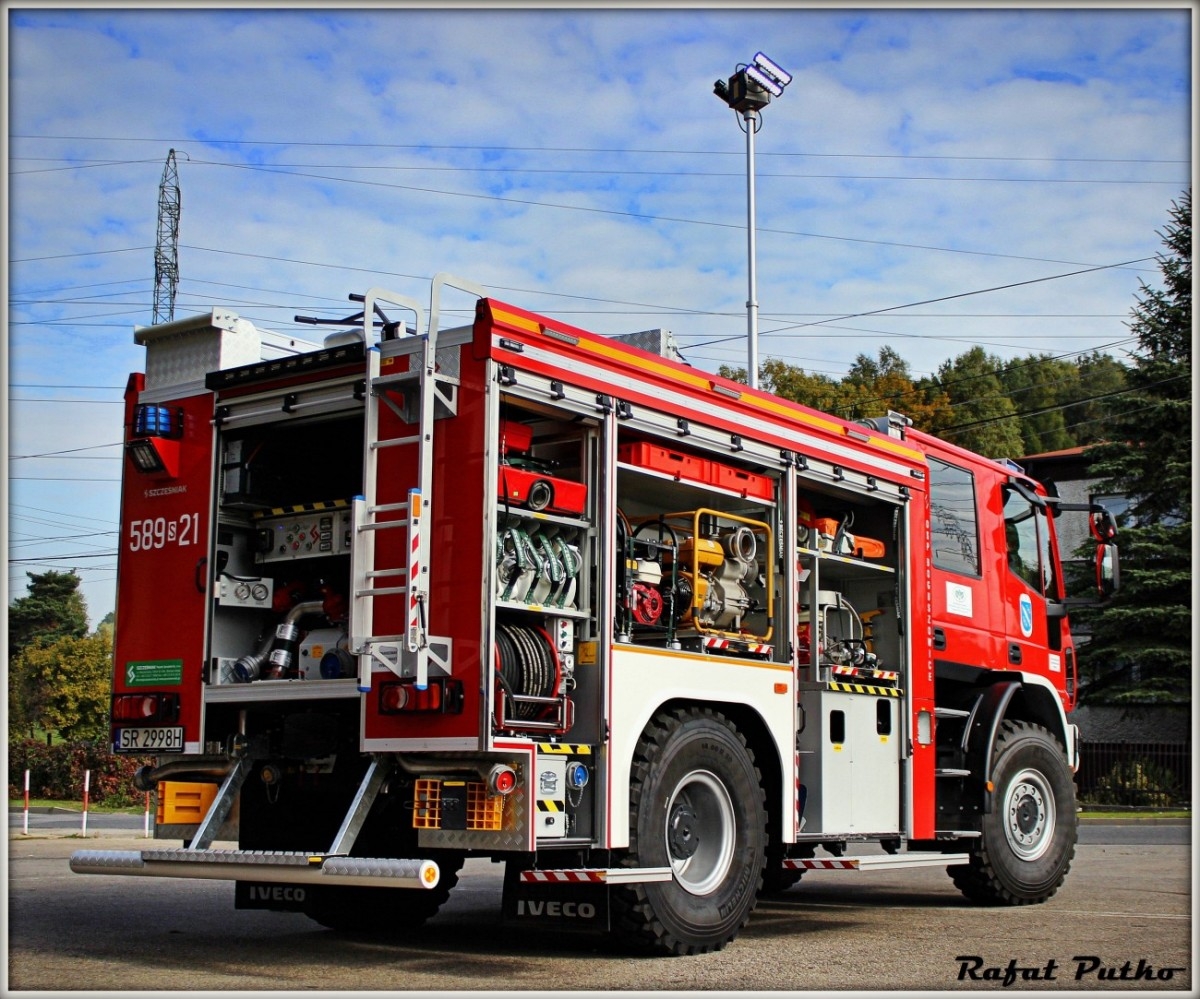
[4,2,1193,626]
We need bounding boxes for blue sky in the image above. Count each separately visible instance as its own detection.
[4,4,1193,624]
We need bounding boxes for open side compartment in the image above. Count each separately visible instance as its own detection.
[615,431,781,658]
[207,410,364,698]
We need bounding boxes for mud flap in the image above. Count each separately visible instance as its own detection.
[501,864,610,934]
[235,881,310,912]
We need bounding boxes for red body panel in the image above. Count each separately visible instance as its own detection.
[112,380,215,750]
[362,347,490,743]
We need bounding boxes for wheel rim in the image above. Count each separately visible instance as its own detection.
[664,769,736,896]
[1003,767,1056,861]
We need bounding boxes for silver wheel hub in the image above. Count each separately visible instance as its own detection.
[1003,768,1055,861]
[665,770,735,896]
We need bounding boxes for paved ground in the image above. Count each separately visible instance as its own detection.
[6,817,1192,992]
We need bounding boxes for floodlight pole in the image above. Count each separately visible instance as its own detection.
[743,109,760,389]
[714,54,790,391]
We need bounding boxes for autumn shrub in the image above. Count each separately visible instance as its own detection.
[8,739,153,807]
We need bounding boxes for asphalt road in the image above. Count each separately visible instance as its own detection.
[6,819,1192,992]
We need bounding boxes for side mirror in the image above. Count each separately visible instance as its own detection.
[1090,509,1117,543]
[1095,543,1119,598]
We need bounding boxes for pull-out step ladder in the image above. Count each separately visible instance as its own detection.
[71,756,440,890]
[351,276,484,692]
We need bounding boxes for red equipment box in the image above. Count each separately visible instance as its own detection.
[708,462,774,501]
[618,441,709,488]
[497,465,588,516]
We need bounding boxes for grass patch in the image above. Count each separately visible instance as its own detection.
[1078,808,1191,819]
[10,797,147,815]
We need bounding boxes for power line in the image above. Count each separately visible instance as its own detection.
[936,373,1190,439]
[11,134,1188,164]
[15,153,1185,186]
[186,161,1162,273]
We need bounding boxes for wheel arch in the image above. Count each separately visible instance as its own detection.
[963,671,1074,815]
[609,694,784,852]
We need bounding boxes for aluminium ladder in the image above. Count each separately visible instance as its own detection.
[352,276,485,693]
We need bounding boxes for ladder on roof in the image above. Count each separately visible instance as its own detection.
[351,275,485,692]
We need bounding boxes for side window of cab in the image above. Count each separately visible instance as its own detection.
[1003,486,1057,596]
[928,457,980,577]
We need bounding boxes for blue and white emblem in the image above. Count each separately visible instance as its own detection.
[1018,594,1034,637]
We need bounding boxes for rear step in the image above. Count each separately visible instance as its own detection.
[783,853,970,871]
[70,848,440,889]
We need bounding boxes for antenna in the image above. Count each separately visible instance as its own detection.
[152,149,181,325]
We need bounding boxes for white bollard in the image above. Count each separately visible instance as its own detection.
[23,770,30,835]
[144,791,151,838]
[81,769,91,837]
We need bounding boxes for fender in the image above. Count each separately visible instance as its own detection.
[962,672,1073,815]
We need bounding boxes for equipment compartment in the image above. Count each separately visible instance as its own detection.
[208,410,363,690]
[491,398,598,740]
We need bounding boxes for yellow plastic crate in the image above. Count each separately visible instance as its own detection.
[156,781,217,825]
[412,778,504,831]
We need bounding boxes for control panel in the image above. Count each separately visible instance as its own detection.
[255,506,353,563]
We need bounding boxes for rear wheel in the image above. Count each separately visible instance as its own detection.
[611,706,767,955]
[950,720,1076,904]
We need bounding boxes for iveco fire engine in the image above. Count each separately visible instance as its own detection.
[72,275,1119,955]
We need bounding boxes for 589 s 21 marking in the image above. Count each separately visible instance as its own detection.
[127,512,201,552]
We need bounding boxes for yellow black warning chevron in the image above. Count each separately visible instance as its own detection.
[254,498,351,518]
[536,800,565,812]
[829,681,903,697]
[536,743,592,755]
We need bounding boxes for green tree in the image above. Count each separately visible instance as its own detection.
[9,570,89,658]
[837,347,954,430]
[11,633,114,742]
[8,570,91,741]
[923,347,1025,458]
[1000,354,1078,454]
[1064,352,1128,446]
[1075,190,1191,704]
[757,358,843,413]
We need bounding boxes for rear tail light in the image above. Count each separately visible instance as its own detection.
[112,692,180,724]
[379,678,463,715]
[488,763,518,795]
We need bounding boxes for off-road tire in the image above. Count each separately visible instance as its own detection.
[611,706,767,955]
[950,720,1076,905]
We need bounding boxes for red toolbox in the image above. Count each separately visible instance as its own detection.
[708,461,774,501]
[618,441,709,487]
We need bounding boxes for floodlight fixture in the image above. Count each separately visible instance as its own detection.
[753,52,792,89]
[744,65,783,98]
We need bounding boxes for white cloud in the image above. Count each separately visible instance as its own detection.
[6,4,1190,619]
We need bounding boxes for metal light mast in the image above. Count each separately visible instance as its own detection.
[152,148,181,325]
[714,54,792,390]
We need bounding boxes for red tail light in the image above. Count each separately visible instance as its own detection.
[112,692,180,723]
[379,678,463,715]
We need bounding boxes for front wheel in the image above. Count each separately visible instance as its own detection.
[951,720,1076,905]
[611,706,767,955]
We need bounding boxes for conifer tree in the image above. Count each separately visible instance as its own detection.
[1075,191,1192,703]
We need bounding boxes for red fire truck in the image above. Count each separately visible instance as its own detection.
[72,276,1118,955]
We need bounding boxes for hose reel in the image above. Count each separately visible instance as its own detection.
[494,622,570,730]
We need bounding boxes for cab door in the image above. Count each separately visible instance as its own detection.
[1001,485,1064,679]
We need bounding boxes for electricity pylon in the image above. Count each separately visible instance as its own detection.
[152,149,181,325]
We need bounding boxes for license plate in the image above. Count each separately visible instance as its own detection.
[115,726,185,753]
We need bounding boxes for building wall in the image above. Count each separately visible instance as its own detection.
[1071,703,1192,742]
